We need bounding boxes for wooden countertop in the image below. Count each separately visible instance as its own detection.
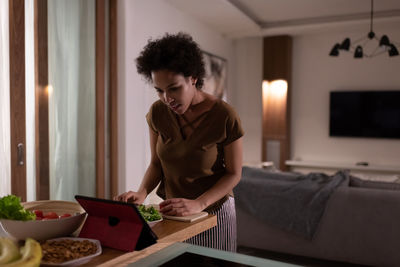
[80,214,217,267]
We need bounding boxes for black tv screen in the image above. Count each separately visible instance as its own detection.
[329,91,400,139]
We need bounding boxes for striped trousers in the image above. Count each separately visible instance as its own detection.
[184,197,237,252]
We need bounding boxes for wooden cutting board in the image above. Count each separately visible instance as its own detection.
[162,212,208,222]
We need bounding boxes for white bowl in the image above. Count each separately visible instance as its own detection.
[41,237,101,266]
[0,200,86,241]
[143,204,163,227]
[147,217,163,227]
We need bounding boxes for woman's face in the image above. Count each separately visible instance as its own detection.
[151,70,197,115]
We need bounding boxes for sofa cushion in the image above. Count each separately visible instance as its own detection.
[350,176,400,191]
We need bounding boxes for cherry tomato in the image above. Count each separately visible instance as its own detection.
[33,210,43,218]
[59,213,72,218]
[44,212,59,219]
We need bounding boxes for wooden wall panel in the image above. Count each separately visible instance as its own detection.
[96,0,106,198]
[262,86,288,138]
[34,0,49,200]
[9,0,26,201]
[262,36,292,171]
[109,0,118,198]
[263,36,292,81]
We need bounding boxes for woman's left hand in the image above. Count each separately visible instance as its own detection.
[159,198,203,216]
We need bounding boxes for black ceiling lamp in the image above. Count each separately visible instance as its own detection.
[330,0,399,58]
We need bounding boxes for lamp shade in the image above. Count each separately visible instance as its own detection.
[329,0,399,59]
[339,38,350,50]
[329,43,340,56]
[354,46,363,58]
[379,35,390,46]
[389,44,399,57]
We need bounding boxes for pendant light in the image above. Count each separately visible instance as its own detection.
[329,0,399,58]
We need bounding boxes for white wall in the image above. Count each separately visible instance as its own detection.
[232,38,263,165]
[117,0,235,199]
[291,26,400,166]
[234,23,400,169]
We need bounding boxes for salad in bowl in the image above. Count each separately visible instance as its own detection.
[137,204,162,227]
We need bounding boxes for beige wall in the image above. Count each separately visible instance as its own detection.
[234,25,400,169]
[232,38,263,165]
[291,27,400,167]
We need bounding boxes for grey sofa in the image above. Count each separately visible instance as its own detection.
[236,167,400,267]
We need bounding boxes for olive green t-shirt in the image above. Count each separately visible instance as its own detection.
[146,99,244,211]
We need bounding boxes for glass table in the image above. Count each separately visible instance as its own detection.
[129,242,301,267]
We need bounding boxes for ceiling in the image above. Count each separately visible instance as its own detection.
[166,0,400,38]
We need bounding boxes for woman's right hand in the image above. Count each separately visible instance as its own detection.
[113,190,146,204]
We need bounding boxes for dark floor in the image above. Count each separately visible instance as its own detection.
[237,246,369,267]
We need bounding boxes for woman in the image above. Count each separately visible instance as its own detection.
[114,32,244,252]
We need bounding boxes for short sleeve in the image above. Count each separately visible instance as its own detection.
[146,102,159,134]
[222,103,244,146]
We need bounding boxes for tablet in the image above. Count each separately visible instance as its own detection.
[75,195,158,251]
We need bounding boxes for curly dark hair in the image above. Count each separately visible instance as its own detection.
[136,32,205,89]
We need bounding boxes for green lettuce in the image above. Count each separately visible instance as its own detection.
[138,204,161,222]
[0,195,36,221]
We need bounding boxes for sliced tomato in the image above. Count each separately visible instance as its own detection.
[44,212,59,219]
[35,216,43,220]
[33,210,43,218]
[60,213,72,218]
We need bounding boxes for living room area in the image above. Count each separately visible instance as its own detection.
[114,1,400,266]
[114,0,400,265]
[145,1,400,266]
[1,0,399,266]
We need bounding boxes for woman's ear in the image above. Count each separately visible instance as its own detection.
[191,77,198,86]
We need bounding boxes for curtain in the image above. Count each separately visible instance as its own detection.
[48,0,95,201]
[25,0,36,201]
[0,0,11,198]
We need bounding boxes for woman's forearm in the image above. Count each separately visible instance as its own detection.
[196,138,243,210]
[196,172,241,210]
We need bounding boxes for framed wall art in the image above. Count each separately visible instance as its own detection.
[202,51,227,100]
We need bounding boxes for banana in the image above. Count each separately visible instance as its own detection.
[2,238,42,267]
[0,237,20,264]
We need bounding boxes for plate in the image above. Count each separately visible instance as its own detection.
[40,237,101,266]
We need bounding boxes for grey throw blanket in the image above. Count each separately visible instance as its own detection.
[234,167,349,239]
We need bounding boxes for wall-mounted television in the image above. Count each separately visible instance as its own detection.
[329,90,400,139]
